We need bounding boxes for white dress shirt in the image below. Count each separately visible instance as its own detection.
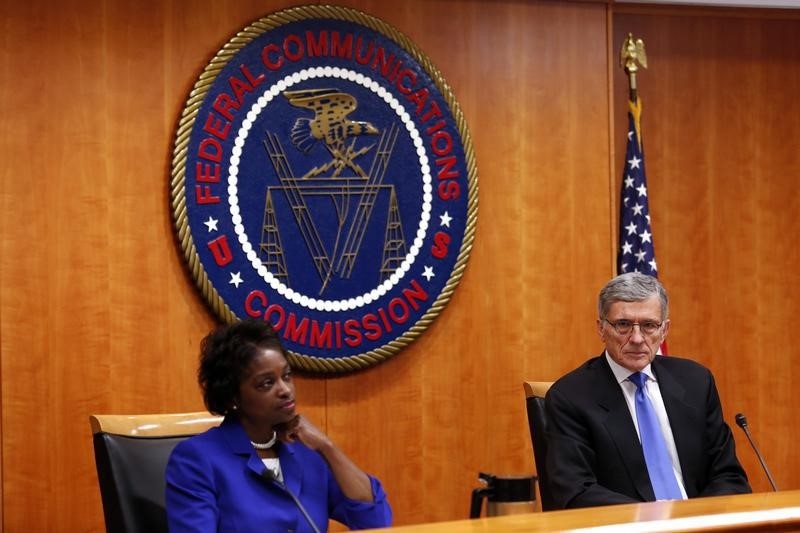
[605,352,688,499]
[261,457,284,483]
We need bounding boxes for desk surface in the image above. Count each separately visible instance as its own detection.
[368,490,800,532]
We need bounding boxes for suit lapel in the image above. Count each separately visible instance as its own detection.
[594,356,655,501]
[278,442,303,496]
[651,358,698,489]
[218,416,278,481]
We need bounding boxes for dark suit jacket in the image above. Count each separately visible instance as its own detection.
[544,354,751,509]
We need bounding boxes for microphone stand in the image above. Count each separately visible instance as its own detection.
[735,413,778,491]
[262,470,321,533]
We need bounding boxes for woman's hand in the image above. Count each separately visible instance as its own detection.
[279,415,332,452]
[278,414,374,502]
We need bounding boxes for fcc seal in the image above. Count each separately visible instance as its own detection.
[171,5,478,373]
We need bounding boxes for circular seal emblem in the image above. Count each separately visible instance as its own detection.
[171,5,478,373]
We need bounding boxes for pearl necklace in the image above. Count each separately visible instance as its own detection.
[250,430,277,450]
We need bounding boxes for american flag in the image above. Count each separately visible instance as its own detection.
[618,99,667,354]
[617,99,659,278]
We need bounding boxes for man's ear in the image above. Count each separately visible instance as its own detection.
[661,319,670,340]
[597,318,606,341]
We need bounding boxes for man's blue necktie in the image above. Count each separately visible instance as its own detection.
[628,372,683,501]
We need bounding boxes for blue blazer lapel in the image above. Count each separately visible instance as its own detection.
[278,442,303,496]
[218,416,273,480]
[594,356,655,501]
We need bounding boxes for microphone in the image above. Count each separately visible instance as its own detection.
[735,413,778,491]
[262,469,321,533]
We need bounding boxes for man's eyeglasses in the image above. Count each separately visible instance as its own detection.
[603,319,663,337]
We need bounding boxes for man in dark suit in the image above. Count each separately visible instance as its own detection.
[545,272,751,509]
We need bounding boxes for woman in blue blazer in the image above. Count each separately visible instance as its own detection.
[166,320,392,532]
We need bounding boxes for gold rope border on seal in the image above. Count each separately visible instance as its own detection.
[170,4,479,374]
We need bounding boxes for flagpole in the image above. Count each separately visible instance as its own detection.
[618,33,666,354]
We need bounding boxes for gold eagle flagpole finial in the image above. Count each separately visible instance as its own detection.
[620,33,648,147]
[620,33,647,103]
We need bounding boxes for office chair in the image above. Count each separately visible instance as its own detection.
[90,412,222,533]
[523,381,554,511]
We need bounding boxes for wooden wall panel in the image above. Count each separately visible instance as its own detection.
[613,8,800,494]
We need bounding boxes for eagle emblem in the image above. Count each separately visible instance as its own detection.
[284,88,379,178]
[620,33,648,74]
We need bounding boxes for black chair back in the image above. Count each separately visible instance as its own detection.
[523,381,555,511]
[92,433,185,533]
[89,412,222,533]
